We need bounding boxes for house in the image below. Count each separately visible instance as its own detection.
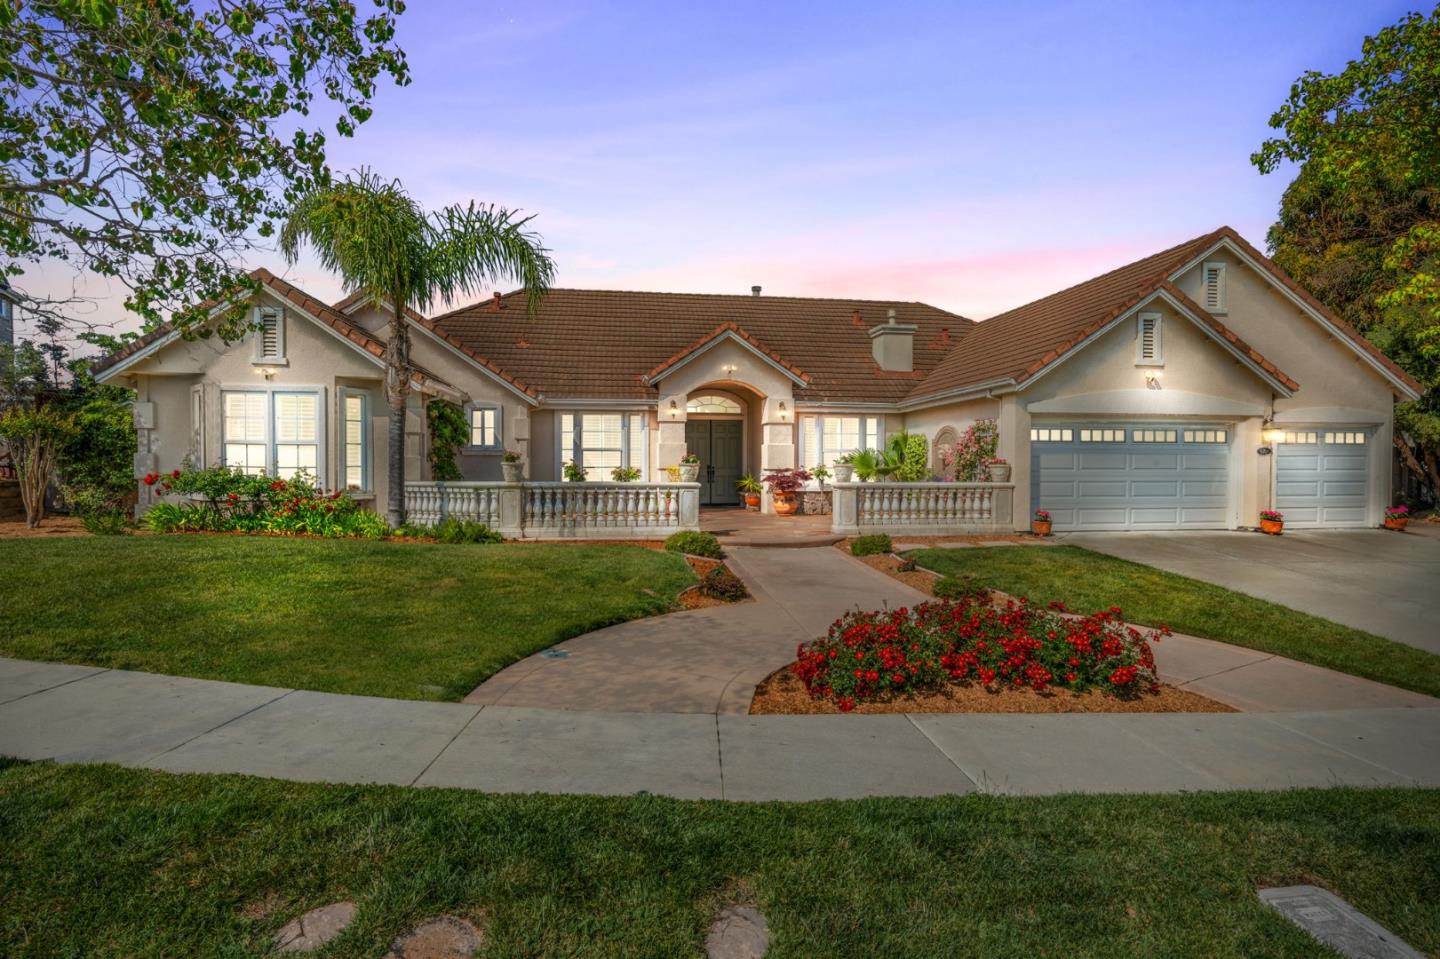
[93,226,1422,532]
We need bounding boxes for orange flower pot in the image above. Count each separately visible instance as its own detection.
[772,491,798,515]
[1031,519,1052,537]
[744,493,761,511]
[1384,516,1408,531]
[1260,518,1284,535]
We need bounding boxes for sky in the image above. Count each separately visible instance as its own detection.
[19,0,1424,341]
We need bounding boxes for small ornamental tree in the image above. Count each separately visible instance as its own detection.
[0,405,78,527]
[426,400,468,482]
[952,419,999,481]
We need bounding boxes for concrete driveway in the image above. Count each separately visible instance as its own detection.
[1065,527,1440,654]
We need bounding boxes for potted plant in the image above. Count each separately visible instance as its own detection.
[833,453,855,483]
[1384,504,1410,531]
[663,465,682,482]
[763,467,812,515]
[563,460,588,482]
[611,466,641,482]
[811,463,831,489]
[987,457,1011,482]
[849,448,882,482]
[1259,509,1284,535]
[1031,509,1052,536]
[501,450,525,482]
[736,474,763,510]
[679,452,701,483]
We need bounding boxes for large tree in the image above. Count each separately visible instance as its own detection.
[0,0,408,336]
[1252,5,1440,496]
[280,169,555,526]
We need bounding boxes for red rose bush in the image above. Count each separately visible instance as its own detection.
[792,596,1166,711]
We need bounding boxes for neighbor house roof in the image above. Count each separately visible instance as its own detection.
[92,270,457,396]
[430,289,973,403]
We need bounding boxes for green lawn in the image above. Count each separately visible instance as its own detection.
[0,760,1436,957]
[0,536,694,701]
[910,545,1440,698]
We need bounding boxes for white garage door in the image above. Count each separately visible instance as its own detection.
[1031,424,1232,531]
[1275,429,1371,528]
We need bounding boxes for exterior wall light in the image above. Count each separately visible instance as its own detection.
[256,367,276,380]
[1144,370,1161,389]
[668,399,678,418]
[721,363,738,375]
[778,401,788,419]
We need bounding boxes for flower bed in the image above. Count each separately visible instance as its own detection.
[790,597,1170,712]
[142,467,388,539]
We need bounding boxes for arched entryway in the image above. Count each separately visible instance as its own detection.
[683,388,752,506]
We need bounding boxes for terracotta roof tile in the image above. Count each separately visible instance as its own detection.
[643,322,810,383]
[431,289,973,403]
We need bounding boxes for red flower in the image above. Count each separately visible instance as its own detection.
[142,473,159,486]
[170,469,181,478]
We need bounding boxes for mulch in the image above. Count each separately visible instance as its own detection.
[0,516,90,539]
[749,664,1235,714]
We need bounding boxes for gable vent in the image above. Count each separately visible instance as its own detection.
[1136,312,1162,365]
[255,307,284,362]
[1202,261,1227,314]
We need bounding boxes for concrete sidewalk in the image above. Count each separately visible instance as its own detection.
[2,657,1437,800]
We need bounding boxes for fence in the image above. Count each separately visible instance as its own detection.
[404,481,700,539]
[830,482,1014,535]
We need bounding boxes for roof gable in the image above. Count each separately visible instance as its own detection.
[644,323,810,387]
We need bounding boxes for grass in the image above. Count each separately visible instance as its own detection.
[909,545,1440,698]
[0,760,1436,957]
[0,536,695,701]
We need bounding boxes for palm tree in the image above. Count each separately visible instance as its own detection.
[281,170,555,526]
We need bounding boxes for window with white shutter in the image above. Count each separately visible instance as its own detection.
[253,306,286,363]
[1202,261,1227,314]
[1136,312,1163,365]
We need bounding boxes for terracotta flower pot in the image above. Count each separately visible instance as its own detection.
[1384,516,1409,531]
[772,491,798,515]
[744,493,761,510]
[1260,518,1284,535]
[1031,519,1052,536]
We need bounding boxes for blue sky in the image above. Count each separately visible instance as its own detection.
[28,0,1422,335]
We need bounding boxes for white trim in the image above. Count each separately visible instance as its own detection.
[337,387,372,493]
[556,410,649,479]
[252,305,286,364]
[895,378,1018,413]
[538,397,654,410]
[1017,289,1295,397]
[465,402,503,451]
[1135,311,1163,366]
[1026,389,1265,417]
[644,330,808,388]
[218,382,328,486]
[1169,236,1422,400]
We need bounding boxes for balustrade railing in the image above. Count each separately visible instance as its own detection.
[830,481,1014,535]
[403,481,700,539]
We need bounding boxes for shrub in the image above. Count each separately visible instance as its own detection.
[610,466,641,482]
[699,565,749,600]
[393,519,503,543]
[895,555,917,573]
[665,530,724,558]
[140,502,187,533]
[850,534,892,556]
[932,574,989,602]
[144,467,388,539]
[65,485,130,535]
[793,598,1166,711]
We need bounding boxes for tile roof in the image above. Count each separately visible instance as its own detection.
[643,322,810,384]
[92,270,456,395]
[431,289,973,402]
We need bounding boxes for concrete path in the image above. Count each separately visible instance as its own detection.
[3,656,1438,800]
[467,545,928,713]
[1065,529,1440,654]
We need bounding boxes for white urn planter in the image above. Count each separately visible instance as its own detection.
[833,463,855,483]
[679,462,701,482]
[502,460,525,482]
[988,462,1012,482]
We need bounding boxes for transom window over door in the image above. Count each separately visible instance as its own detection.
[687,394,742,414]
[560,413,647,478]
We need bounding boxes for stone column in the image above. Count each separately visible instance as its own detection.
[656,392,688,481]
[759,395,795,514]
[496,483,525,538]
[997,394,1030,532]
[831,483,859,534]
[511,407,531,478]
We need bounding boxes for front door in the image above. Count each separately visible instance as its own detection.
[685,419,743,505]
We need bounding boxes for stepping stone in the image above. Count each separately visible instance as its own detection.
[1259,886,1423,958]
[384,915,482,959]
[272,901,357,953]
[706,904,769,959]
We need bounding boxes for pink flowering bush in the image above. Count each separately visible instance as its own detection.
[951,419,999,481]
[792,596,1166,711]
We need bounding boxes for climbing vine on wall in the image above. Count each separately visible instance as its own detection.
[426,400,468,481]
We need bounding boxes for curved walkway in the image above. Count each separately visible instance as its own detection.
[2,542,1437,800]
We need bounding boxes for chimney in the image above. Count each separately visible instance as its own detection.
[486,291,504,313]
[751,285,762,297]
[869,308,918,372]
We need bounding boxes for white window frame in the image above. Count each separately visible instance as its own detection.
[558,412,649,480]
[338,388,370,492]
[1029,427,1073,442]
[252,306,287,365]
[466,403,502,450]
[222,390,269,476]
[1202,261,1227,315]
[1135,312,1163,366]
[801,414,882,469]
[189,385,205,464]
[1324,431,1366,445]
[219,386,326,484]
